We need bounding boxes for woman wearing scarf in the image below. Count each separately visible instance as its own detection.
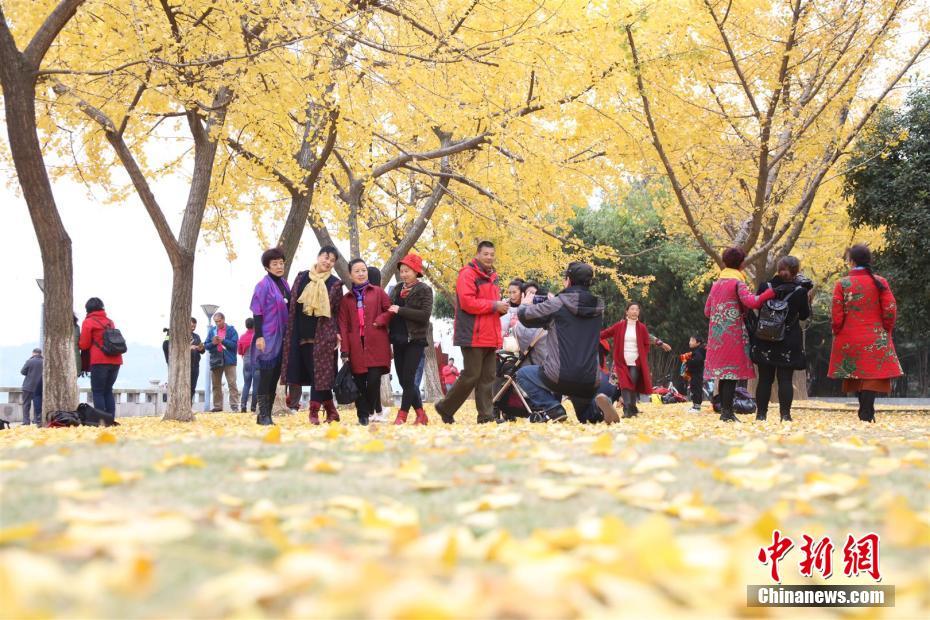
[387,253,434,425]
[338,258,393,425]
[599,302,672,418]
[250,248,291,426]
[828,244,902,422]
[704,247,775,422]
[282,245,344,425]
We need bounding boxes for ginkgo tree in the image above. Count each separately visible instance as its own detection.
[0,0,87,420]
[31,0,347,420]
[600,0,930,283]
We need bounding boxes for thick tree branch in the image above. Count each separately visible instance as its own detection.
[23,0,86,70]
[625,24,721,264]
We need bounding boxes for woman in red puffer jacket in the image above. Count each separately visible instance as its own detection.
[79,297,123,417]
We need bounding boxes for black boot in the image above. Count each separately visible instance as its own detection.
[719,409,739,423]
[756,410,767,422]
[780,408,792,422]
[256,395,274,426]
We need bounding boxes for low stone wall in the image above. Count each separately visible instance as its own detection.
[0,386,320,421]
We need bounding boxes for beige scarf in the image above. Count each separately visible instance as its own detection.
[298,268,332,318]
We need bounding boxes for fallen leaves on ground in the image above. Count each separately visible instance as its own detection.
[0,401,929,618]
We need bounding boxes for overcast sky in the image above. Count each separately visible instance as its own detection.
[0,171,339,350]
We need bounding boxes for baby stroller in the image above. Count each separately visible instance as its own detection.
[492,330,547,423]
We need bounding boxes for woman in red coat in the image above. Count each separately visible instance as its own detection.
[600,302,671,418]
[79,297,124,417]
[338,258,393,425]
[828,244,902,422]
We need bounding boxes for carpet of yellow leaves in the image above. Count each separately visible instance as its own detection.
[0,401,928,619]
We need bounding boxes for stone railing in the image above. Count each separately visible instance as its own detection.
[0,385,317,422]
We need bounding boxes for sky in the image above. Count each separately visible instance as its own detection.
[0,170,337,361]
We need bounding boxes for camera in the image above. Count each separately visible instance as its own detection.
[532,294,548,305]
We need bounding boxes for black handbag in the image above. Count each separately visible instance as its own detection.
[334,363,359,405]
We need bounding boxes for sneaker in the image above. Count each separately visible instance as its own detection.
[370,410,389,423]
[595,394,620,424]
[685,404,701,414]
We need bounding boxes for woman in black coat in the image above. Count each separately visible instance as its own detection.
[750,256,813,422]
[387,253,433,425]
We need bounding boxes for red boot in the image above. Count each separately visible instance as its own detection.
[393,409,408,425]
[308,401,321,425]
[323,400,340,423]
[414,408,429,425]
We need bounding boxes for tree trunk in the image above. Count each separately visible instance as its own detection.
[163,257,195,421]
[0,45,78,421]
[792,369,808,400]
[422,330,443,402]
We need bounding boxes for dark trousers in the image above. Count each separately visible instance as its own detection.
[718,379,737,413]
[353,367,388,421]
[576,371,617,423]
[756,364,794,416]
[689,372,704,406]
[257,361,282,398]
[620,365,641,413]
[22,387,42,425]
[394,340,426,411]
[240,364,258,411]
[435,346,496,420]
[90,364,120,416]
[858,390,877,421]
[414,354,425,389]
[191,366,200,403]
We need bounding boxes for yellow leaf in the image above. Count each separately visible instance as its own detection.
[245,453,288,470]
[358,439,385,453]
[100,466,143,486]
[591,433,614,456]
[96,431,117,445]
[0,522,40,544]
[262,426,281,444]
[304,459,342,474]
[153,453,206,473]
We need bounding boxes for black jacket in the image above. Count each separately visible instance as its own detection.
[750,275,813,369]
[518,285,604,398]
[686,344,706,373]
[390,281,434,343]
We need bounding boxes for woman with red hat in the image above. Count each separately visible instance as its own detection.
[388,253,434,425]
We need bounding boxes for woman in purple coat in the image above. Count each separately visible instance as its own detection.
[250,248,291,426]
[704,247,775,422]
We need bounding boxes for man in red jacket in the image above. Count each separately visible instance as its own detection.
[435,240,508,423]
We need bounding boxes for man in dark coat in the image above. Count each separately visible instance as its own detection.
[515,262,605,422]
[20,348,43,425]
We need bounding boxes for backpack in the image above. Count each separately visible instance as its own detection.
[755,286,803,343]
[95,319,128,356]
[76,403,119,427]
[47,410,82,427]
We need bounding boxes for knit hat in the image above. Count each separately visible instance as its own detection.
[398,253,424,276]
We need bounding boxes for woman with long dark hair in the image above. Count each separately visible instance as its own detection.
[338,258,393,425]
[704,247,775,422]
[828,244,902,422]
[750,256,813,422]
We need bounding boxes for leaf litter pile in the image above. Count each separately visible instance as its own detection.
[1,401,928,619]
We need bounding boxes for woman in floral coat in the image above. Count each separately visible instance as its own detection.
[828,244,902,422]
[704,247,775,422]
